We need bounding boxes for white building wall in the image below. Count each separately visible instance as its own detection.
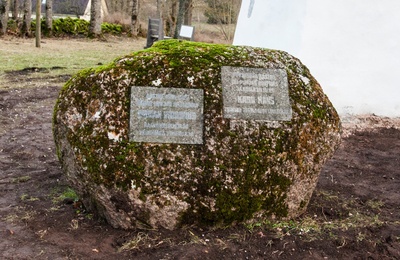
[234,0,400,117]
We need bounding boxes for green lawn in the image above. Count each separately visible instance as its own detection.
[0,37,146,76]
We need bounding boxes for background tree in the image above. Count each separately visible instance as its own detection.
[205,0,240,40]
[183,0,192,25]
[130,0,138,37]
[12,0,18,20]
[89,0,101,37]
[0,0,10,36]
[35,0,40,47]
[156,0,162,18]
[156,0,193,37]
[21,0,32,37]
[205,0,239,24]
[164,0,177,36]
[174,0,186,38]
[45,0,53,35]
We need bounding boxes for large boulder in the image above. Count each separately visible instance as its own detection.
[53,40,341,230]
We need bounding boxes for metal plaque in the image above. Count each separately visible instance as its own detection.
[130,87,204,144]
[222,66,292,121]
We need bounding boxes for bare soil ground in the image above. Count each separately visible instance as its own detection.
[1,41,400,260]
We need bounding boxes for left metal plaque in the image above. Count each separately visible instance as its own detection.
[129,87,204,144]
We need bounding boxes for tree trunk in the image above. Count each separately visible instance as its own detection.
[89,0,102,37]
[21,0,31,37]
[156,0,162,18]
[130,0,138,37]
[174,0,186,38]
[183,0,192,25]
[108,0,114,13]
[45,0,52,36]
[35,0,40,47]
[119,0,123,13]
[0,0,10,36]
[166,0,177,37]
[12,0,18,20]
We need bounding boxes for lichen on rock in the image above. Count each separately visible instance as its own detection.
[53,40,341,230]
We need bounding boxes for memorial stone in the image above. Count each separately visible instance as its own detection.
[53,40,341,230]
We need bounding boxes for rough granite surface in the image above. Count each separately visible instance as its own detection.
[53,40,341,230]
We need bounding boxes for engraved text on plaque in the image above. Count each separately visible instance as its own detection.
[222,66,292,121]
[130,87,204,144]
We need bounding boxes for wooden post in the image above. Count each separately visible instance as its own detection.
[35,0,41,47]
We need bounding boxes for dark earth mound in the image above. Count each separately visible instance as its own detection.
[1,71,399,259]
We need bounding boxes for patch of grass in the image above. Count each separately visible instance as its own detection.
[49,206,62,211]
[315,190,340,201]
[70,219,79,230]
[0,37,146,89]
[11,176,31,183]
[188,230,208,245]
[3,208,37,223]
[246,221,262,232]
[356,232,367,242]
[261,217,322,239]
[0,38,145,74]
[337,211,384,230]
[51,187,79,204]
[366,200,385,211]
[118,232,150,252]
[20,193,40,202]
[20,209,37,221]
[3,213,19,223]
[245,206,385,242]
[118,232,173,252]
[35,229,48,239]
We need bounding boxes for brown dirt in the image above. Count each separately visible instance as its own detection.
[1,56,400,260]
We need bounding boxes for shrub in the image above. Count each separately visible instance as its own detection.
[30,17,127,37]
[52,17,89,36]
[101,22,123,35]
[6,19,19,35]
